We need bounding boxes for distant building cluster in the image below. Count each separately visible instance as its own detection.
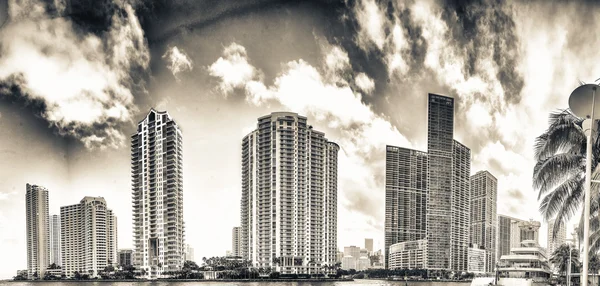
[22,95,568,280]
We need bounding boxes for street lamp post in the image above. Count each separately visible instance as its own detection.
[569,246,573,286]
[568,84,600,286]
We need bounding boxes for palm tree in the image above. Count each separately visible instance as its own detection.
[550,244,580,279]
[532,109,600,253]
[590,254,600,286]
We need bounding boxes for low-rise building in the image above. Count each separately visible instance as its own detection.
[342,255,356,270]
[388,239,427,269]
[467,245,486,274]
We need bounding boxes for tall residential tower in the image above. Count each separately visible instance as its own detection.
[384,146,427,268]
[427,94,471,272]
[131,109,185,279]
[240,112,339,274]
[470,170,497,273]
[50,214,61,267]
[25,184,50,279]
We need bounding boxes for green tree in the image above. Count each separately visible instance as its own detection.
[550,244,580,277]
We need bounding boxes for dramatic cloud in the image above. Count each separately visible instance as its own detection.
[208,43,260,94]
[162,46,193,81]
[209,42,410,230]
[354,72,375,94]
[0,0,149,149]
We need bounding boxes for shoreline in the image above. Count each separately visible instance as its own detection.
[1,278,355,283]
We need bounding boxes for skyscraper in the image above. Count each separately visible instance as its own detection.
[60,197,117,278]
[131,109,185,279]
[497,215,525,259]
[365,238,373,253]
[240,112,339,274]
[232,227,242,257]
[184,244,195,262]
[470,170,497,273]
[25,184,50,279]
[547,219,566,257]
[384,145,427,269]
[50,214,61,267]
[427,93,471,272]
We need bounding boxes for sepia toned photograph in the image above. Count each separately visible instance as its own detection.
[0,0,598,285]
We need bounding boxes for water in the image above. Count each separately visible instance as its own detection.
[0,280,470,286]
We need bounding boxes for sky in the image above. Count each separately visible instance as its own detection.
[0,0,599,279]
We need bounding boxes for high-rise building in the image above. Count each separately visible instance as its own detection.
[25,184,50,279]
[384,145,427,268]
[497,215,525,259]
[470,170,497,273]
[232,227,242,257]
[240,112,339,274]
[118,249,134,267]
[131,109,185,279]
[50,214,61,267]
[184,244,195,262]
[365,238,373,254]
[547,219,566,257]
[426,93,471,272]
[60,197,117,278]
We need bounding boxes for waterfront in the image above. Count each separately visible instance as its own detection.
[0,280,470,286]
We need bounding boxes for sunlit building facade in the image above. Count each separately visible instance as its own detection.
[131,109,185,279]
[25,184,50,279]
[240,112,339,274]
[60,197,117,278]
[50,214,61,267]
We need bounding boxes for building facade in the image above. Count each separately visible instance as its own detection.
[184,244,194,262]
[388,239,427,269]
[547,219,566,257]
[384,145,427,269]
[50,214,61,267]
[240,112,339,274]
[427,94,471,272]
[25,184,50,279]
[131,109,185,278]
[365,238,373,254]
[519,220,541,244]
[470,170,497,273]
[467,245,486,274]
[232,227,242,257]
[497,215,525,259]
[118,249,133,267]
[60,197,117,278]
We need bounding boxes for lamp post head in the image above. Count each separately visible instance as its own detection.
[569,84,600,119]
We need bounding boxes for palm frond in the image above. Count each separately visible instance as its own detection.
[539,175,584,222]
[533,153,585,198]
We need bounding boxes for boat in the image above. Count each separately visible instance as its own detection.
[496,239,552,286]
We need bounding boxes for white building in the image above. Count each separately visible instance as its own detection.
[131,109,185,279]
[232,227,242,257]
[388,239,427,270]
[240,112,339,274]
[25,184,50,279]
[60,197,117,278]
[50,214,61,267]
[184,244,195,262]
[358,257,371,271]
[467,245,486,274]
[342,255,356,270]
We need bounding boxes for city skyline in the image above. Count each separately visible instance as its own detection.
[2,0,600,280]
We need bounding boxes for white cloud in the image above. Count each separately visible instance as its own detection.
[209,43,411,237]
[208,43,259,93]
[162,46,193,81]
[0,0,149,149]
[0,191,15,201]
[354,0,387,51]
[355,72,375,94]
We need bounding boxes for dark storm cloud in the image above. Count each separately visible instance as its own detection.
[133,0,345,43]
[0,75,47,119]
[439,0,524,104]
